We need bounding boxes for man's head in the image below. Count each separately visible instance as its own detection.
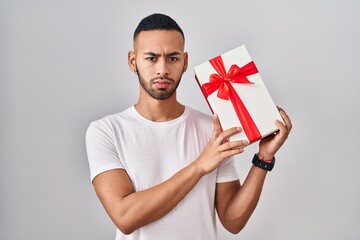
[133,13,185,42]
[129,14,188,101]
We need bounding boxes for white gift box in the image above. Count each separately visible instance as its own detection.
[194,45,284,145]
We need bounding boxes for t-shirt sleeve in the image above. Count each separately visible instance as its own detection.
[216,156,239,183]
[85,121,124,182]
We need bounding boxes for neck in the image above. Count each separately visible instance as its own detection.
[134,93,185,122]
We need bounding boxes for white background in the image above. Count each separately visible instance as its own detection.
[1,0,359,239]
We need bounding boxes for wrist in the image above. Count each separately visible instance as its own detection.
[190,159,207,178]
[252,153,275,171]
[257,152,274,162]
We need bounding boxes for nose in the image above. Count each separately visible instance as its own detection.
[156,58,169,76]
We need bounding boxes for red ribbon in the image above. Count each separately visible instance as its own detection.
[201,56,262,142]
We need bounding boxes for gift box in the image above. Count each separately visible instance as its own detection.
[194,45,284,145]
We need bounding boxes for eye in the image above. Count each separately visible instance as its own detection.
[169,57,178,62]
[146,57,156,61]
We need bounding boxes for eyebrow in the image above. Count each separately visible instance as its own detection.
[143,51,182,57]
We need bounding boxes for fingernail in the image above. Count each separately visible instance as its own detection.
[236,127,242,131]
[243,140,249,144]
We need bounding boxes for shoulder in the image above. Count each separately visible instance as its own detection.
[186,106,213,123]
[185,106,214,132]
[86,107,133,135]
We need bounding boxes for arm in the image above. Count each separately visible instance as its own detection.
[93,164,202,235]
[93,114,248,235]
[215,108,292,234]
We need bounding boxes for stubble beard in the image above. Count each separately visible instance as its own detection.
[137,69,182,100]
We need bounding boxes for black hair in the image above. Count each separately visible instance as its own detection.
[133,13,184,40]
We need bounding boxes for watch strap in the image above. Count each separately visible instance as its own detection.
[252,153,275,171]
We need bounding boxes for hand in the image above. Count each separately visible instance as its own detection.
[258,107,292,160]
[194,114,248,175]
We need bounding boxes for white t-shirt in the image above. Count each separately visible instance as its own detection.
[86,106,239,240]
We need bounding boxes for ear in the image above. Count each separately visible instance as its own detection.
[128,51,136,72]
[182,52,189,73]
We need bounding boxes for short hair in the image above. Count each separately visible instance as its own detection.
[133,13,184,41]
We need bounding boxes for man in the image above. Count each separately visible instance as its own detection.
[86,13,292,240]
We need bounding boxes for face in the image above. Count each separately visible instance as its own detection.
[129,30,188,100]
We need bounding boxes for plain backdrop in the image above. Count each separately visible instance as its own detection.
[1,0,359,239]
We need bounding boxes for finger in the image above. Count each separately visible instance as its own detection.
[211,114,221,140]
[275,119,290,142]
[275,119,287,134]
[220,147,244,159]
[218,140,248,152]
[216,127,242,144]
[279,108,292,132]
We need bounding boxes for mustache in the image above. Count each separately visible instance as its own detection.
[150,76,175,83]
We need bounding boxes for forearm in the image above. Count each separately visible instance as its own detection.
[223,166,267,233]
[113,162,203,234]
[217,107,292,234]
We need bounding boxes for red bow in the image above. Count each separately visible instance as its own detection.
[201,56,261,142]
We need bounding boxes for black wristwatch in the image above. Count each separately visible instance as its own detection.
[252,154,275,171]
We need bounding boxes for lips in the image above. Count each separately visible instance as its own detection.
[153,80,172,88]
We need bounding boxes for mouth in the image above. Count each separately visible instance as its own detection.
[153,80,172,88]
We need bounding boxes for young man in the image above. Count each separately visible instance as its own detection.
[86,13,292,240]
